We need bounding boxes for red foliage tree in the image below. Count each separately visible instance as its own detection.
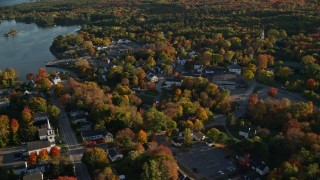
[268,87,278,97]
[10,118,19,134]
[283,119,301,134]
[50,146,61,159]
[36,68,47,82]
[306,78,317,89]
[248,93,259,105]
[28,152,37,165]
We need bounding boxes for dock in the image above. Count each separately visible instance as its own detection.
[46,59,77,67]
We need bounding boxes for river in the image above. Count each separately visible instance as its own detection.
[0,0,30,7]
[0,20,80,80]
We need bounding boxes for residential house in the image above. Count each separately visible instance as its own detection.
[14,162,49,176]
[77,121,92,132]
[188,50,197,57]
[229,63,242,75]
[73,114,88,123]
[37,119,55,143]
[81,131,113,143]
[50,74,61,85]
[70,110,88,117]
[239,127,257,138]
[23,172,43,180]
[0,88,14,97]
[147,73,158,83]
[27,141,54,155]
[251,160,270,176]
[107,148,123,162]
[193,131,206,141]
[164,79,183,87]
[177,57,191,65]
[0,98,10,109]
[171,137,184,147]
[194,65,203,73]
[33,112,49,122]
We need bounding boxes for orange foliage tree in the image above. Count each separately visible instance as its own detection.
[136,130,147,144]
[38,149,49,161]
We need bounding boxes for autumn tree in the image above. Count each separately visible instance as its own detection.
[242,70,255,80]
[10,118,19,144]
[136,130,147,144]
[144,108,176,132]
[28,152,37,165]
[184,128,193,145]
[268,87,278,97]
[50,146,61,159]
[115,128,135,149]
[306,78,317,89]
[29,97,47,112]
[82,148,109,171]
[193,119,204,131]
[38,149,50,162]
[0,115,10,147]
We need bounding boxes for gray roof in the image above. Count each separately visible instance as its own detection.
[23,172,43,180]
[193,131,205,139]
[229,63,241,69]
[27,141,51,152]
[38,128,48,136]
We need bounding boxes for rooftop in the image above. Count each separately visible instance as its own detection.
[23,172,43,180]
[27,141,51,152]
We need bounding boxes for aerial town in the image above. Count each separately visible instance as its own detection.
[0,0,320,180]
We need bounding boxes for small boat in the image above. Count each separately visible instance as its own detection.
[3,29,17,37]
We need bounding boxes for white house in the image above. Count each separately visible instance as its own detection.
[0,98,10,109]
[229,63,241,75]
[147,73,158,83]
[50,74,61,85]
[107,148,123,162]
[27,141,54,155]
[81,131,113,143]
[37,119,55,143]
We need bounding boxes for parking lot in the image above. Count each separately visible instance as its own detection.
[175,142,237,179]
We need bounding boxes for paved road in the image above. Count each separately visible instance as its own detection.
[49,88,91,180]
[205,80,258,139]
